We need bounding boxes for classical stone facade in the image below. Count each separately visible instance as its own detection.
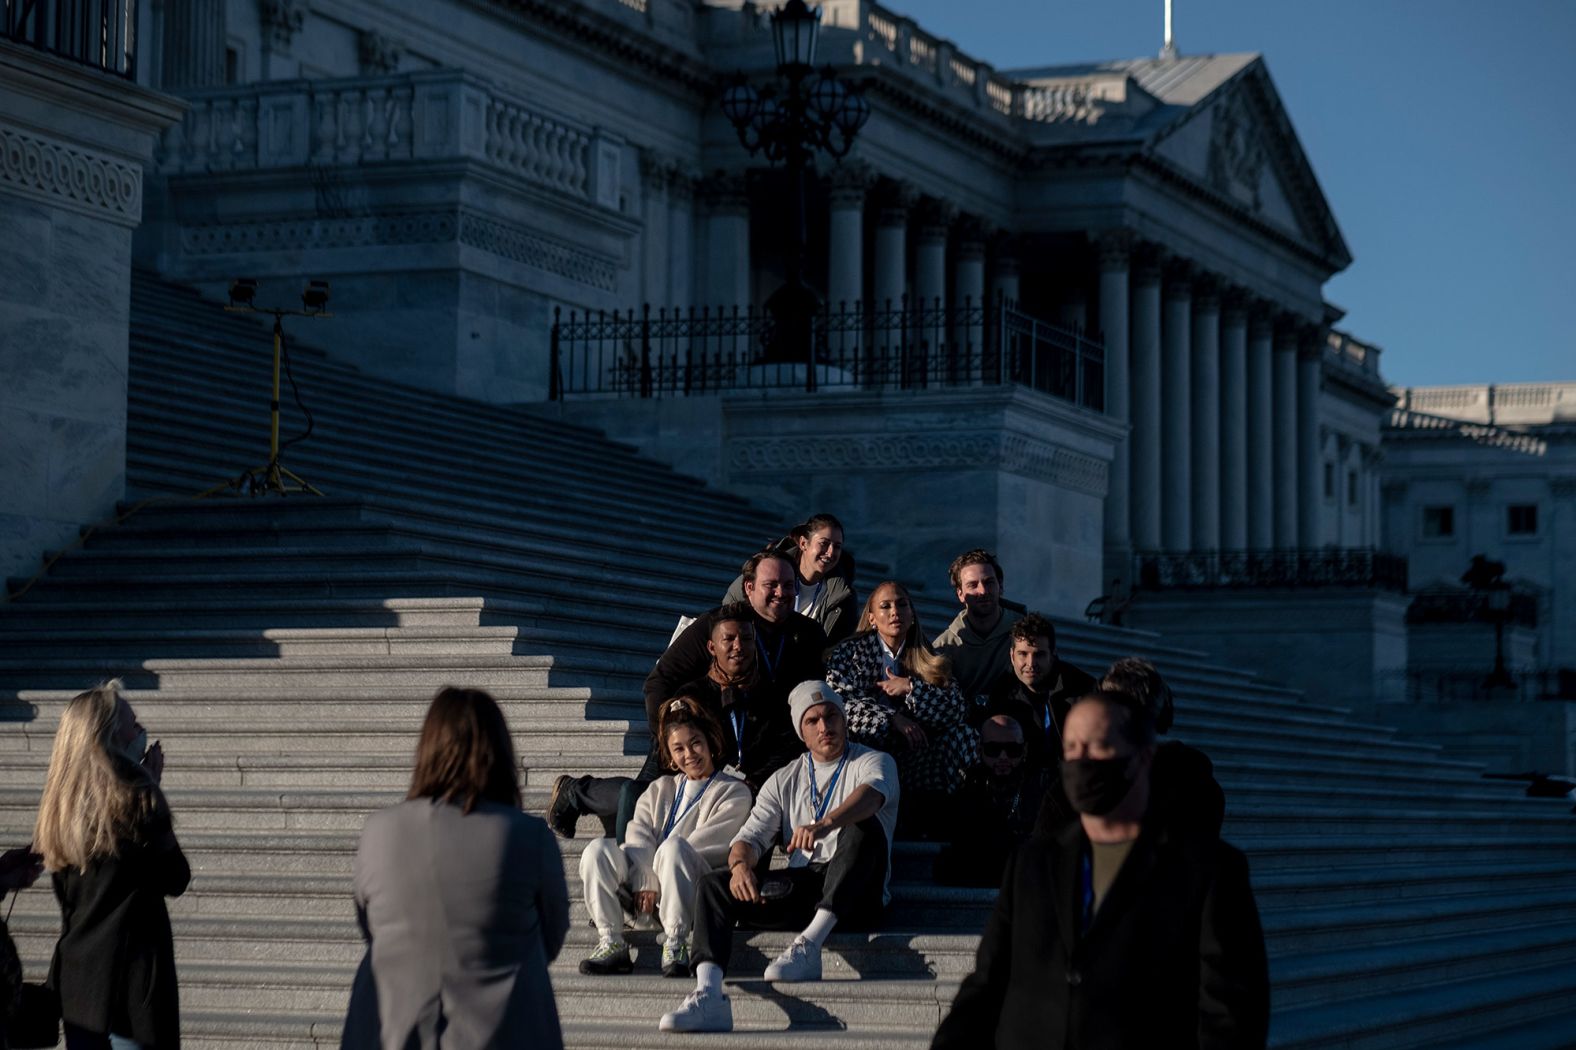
[0,41,184,581]
[1383,382,1576,672]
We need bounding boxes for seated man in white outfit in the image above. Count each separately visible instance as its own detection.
[579,697,752,978]
[659,680,900,1033]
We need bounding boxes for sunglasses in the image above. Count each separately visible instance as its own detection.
[981,742,1025,759]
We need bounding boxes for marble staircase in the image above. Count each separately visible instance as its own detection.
[1,272,1574,1048]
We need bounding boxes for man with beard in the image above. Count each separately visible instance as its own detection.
[977,612,1095,769]
[546,551,825,840]
[933,691,1269,1050]
[932,549,1023,707]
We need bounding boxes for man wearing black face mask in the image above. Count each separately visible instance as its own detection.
[933,691,1269,1050]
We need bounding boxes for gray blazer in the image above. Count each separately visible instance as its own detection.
[341,798,570,1050]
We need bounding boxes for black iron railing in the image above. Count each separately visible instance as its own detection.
[3,0,137,78]
[548,295,1104,410]
[1134,547,1409,592]
[1406,588,1540,629]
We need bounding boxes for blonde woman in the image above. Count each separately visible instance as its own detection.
[579,697,751,979]
[826,581,975,807]
[34,681,188,1050]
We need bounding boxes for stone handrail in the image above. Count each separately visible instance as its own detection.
[1326,329,1382,377]
[1394,382,1576,426]
[155,70,619,208]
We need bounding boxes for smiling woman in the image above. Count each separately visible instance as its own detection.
[722,514,860,644]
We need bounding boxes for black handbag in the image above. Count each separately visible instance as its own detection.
[1,891,59,1050]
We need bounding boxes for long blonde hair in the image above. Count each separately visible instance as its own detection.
[857,581,953,687]
[33,680,162,873]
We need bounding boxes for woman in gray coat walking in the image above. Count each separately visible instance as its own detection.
[341,687,570,1050]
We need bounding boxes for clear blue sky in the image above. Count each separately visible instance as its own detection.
[885,0,1575,387]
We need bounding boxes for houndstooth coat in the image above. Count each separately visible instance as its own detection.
[825,631,976,794]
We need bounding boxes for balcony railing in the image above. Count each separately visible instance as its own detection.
[3,0,136,78]
[1134,548,1409,592]
[548,296,1104,408]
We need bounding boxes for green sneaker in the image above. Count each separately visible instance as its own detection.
[661,940,691,978]
[579,938,633,976]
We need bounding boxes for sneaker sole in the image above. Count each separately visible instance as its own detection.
[578,959,634,976]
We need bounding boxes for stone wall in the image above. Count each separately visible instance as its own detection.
[0,43,183,581]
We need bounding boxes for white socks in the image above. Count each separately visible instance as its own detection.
[696,961,724,995]
[799,908,838,947]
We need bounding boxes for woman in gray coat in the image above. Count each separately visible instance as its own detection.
[341,687,570,1050]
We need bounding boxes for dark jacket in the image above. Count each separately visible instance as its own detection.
[1032,740,1227,842]
[976,658,1097,768]
[50,802,190,1049]
[722,538,859,646]
[676,675,805,791]
[933,763,1050,888]
[933,820,1269,1050]
[643,607,827,735]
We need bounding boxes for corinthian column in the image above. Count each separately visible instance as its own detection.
[1129,249,1163,551]
[1189,277,1221,550]
[1219,291,1249,550]
[873,181,913,309]
[1246,307,1274,549]
[1298,329,1325,548]
[1272,320,1300,547]
[639,149,675,307]
[1099,232,1133,556]
[826,163,871,310]
[667,169,697,312]
[1161,262,1193,551]
[914,198,954,310]
[702,172,750,310]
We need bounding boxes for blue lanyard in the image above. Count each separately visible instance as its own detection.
[806,751,849,822]
[729,707,746,768]
[662,772,719,841]
[756,633,787,680]
[1080,849,1095,932]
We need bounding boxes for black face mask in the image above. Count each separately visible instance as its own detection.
[1061,756,1136,816]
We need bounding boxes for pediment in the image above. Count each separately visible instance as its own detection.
[1150,63,1349,268]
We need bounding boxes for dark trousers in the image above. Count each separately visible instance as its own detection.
[691,817,888,972]
[563,744,662,840]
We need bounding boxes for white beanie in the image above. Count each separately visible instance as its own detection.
[787,680,846,742]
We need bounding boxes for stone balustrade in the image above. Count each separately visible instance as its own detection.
[1326,329,1382,376]
[1394,382,1576,426]
[155,70,615,208]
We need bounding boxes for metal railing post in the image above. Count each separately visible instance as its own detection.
[549,307,562,400]
[639,302,653,399]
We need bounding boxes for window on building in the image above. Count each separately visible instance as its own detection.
[1347,470,1359,507]
[1507,504,1539,536]
[1422,506,1455,538]
[1323,463,1334,500]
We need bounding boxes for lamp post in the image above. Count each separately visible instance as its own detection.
[720,0,871,372]
[1482,582,1516,692]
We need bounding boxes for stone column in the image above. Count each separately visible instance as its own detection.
[991,246,1021,306]
[258,0,306,80]
[1297,329,1325,548]
[1129,250,1163,551]
[1219,292,1249,550]
[1161,262,1193,550]
[667,169,697,312]
[1272,321,1300,547]
[1246,308,1275,550]
[953,219,986,367]
[872,182,913,309]
[1098,232,1133,558]
[914,198,953,310]
[702,172,751,310]
[826,163,870,311]
[1189,277,1221,550]
[639,149,674,307]
[161,0,227,88]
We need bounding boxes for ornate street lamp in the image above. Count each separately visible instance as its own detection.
[1482,582,1516,691]
[721,0,871,368]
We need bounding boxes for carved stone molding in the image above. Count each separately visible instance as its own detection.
[728,429,1109,495]
[357,29,403,75]
[1191,273,1221,313]
[1095,229,1132,271]
[176,208,618,290]
[667,167,700,205]
[0,122,143,226]
[827,160,875,209]
[699,170,748,215]
[638,147,678,191]
[875,179,917,227]
[259,0,308,51]
[1162,258,1193,299]
[1207,90,1266,212]
[915,196,958,241]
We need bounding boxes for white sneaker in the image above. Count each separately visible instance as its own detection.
[659,988,733,1032]
[763,938,822,982]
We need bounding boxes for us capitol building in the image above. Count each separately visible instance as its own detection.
[1,0,1571,766]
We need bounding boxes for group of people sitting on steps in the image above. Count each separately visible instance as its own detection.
[543,514,1271,1044]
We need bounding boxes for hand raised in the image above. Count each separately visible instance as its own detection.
[877,669,913,699]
